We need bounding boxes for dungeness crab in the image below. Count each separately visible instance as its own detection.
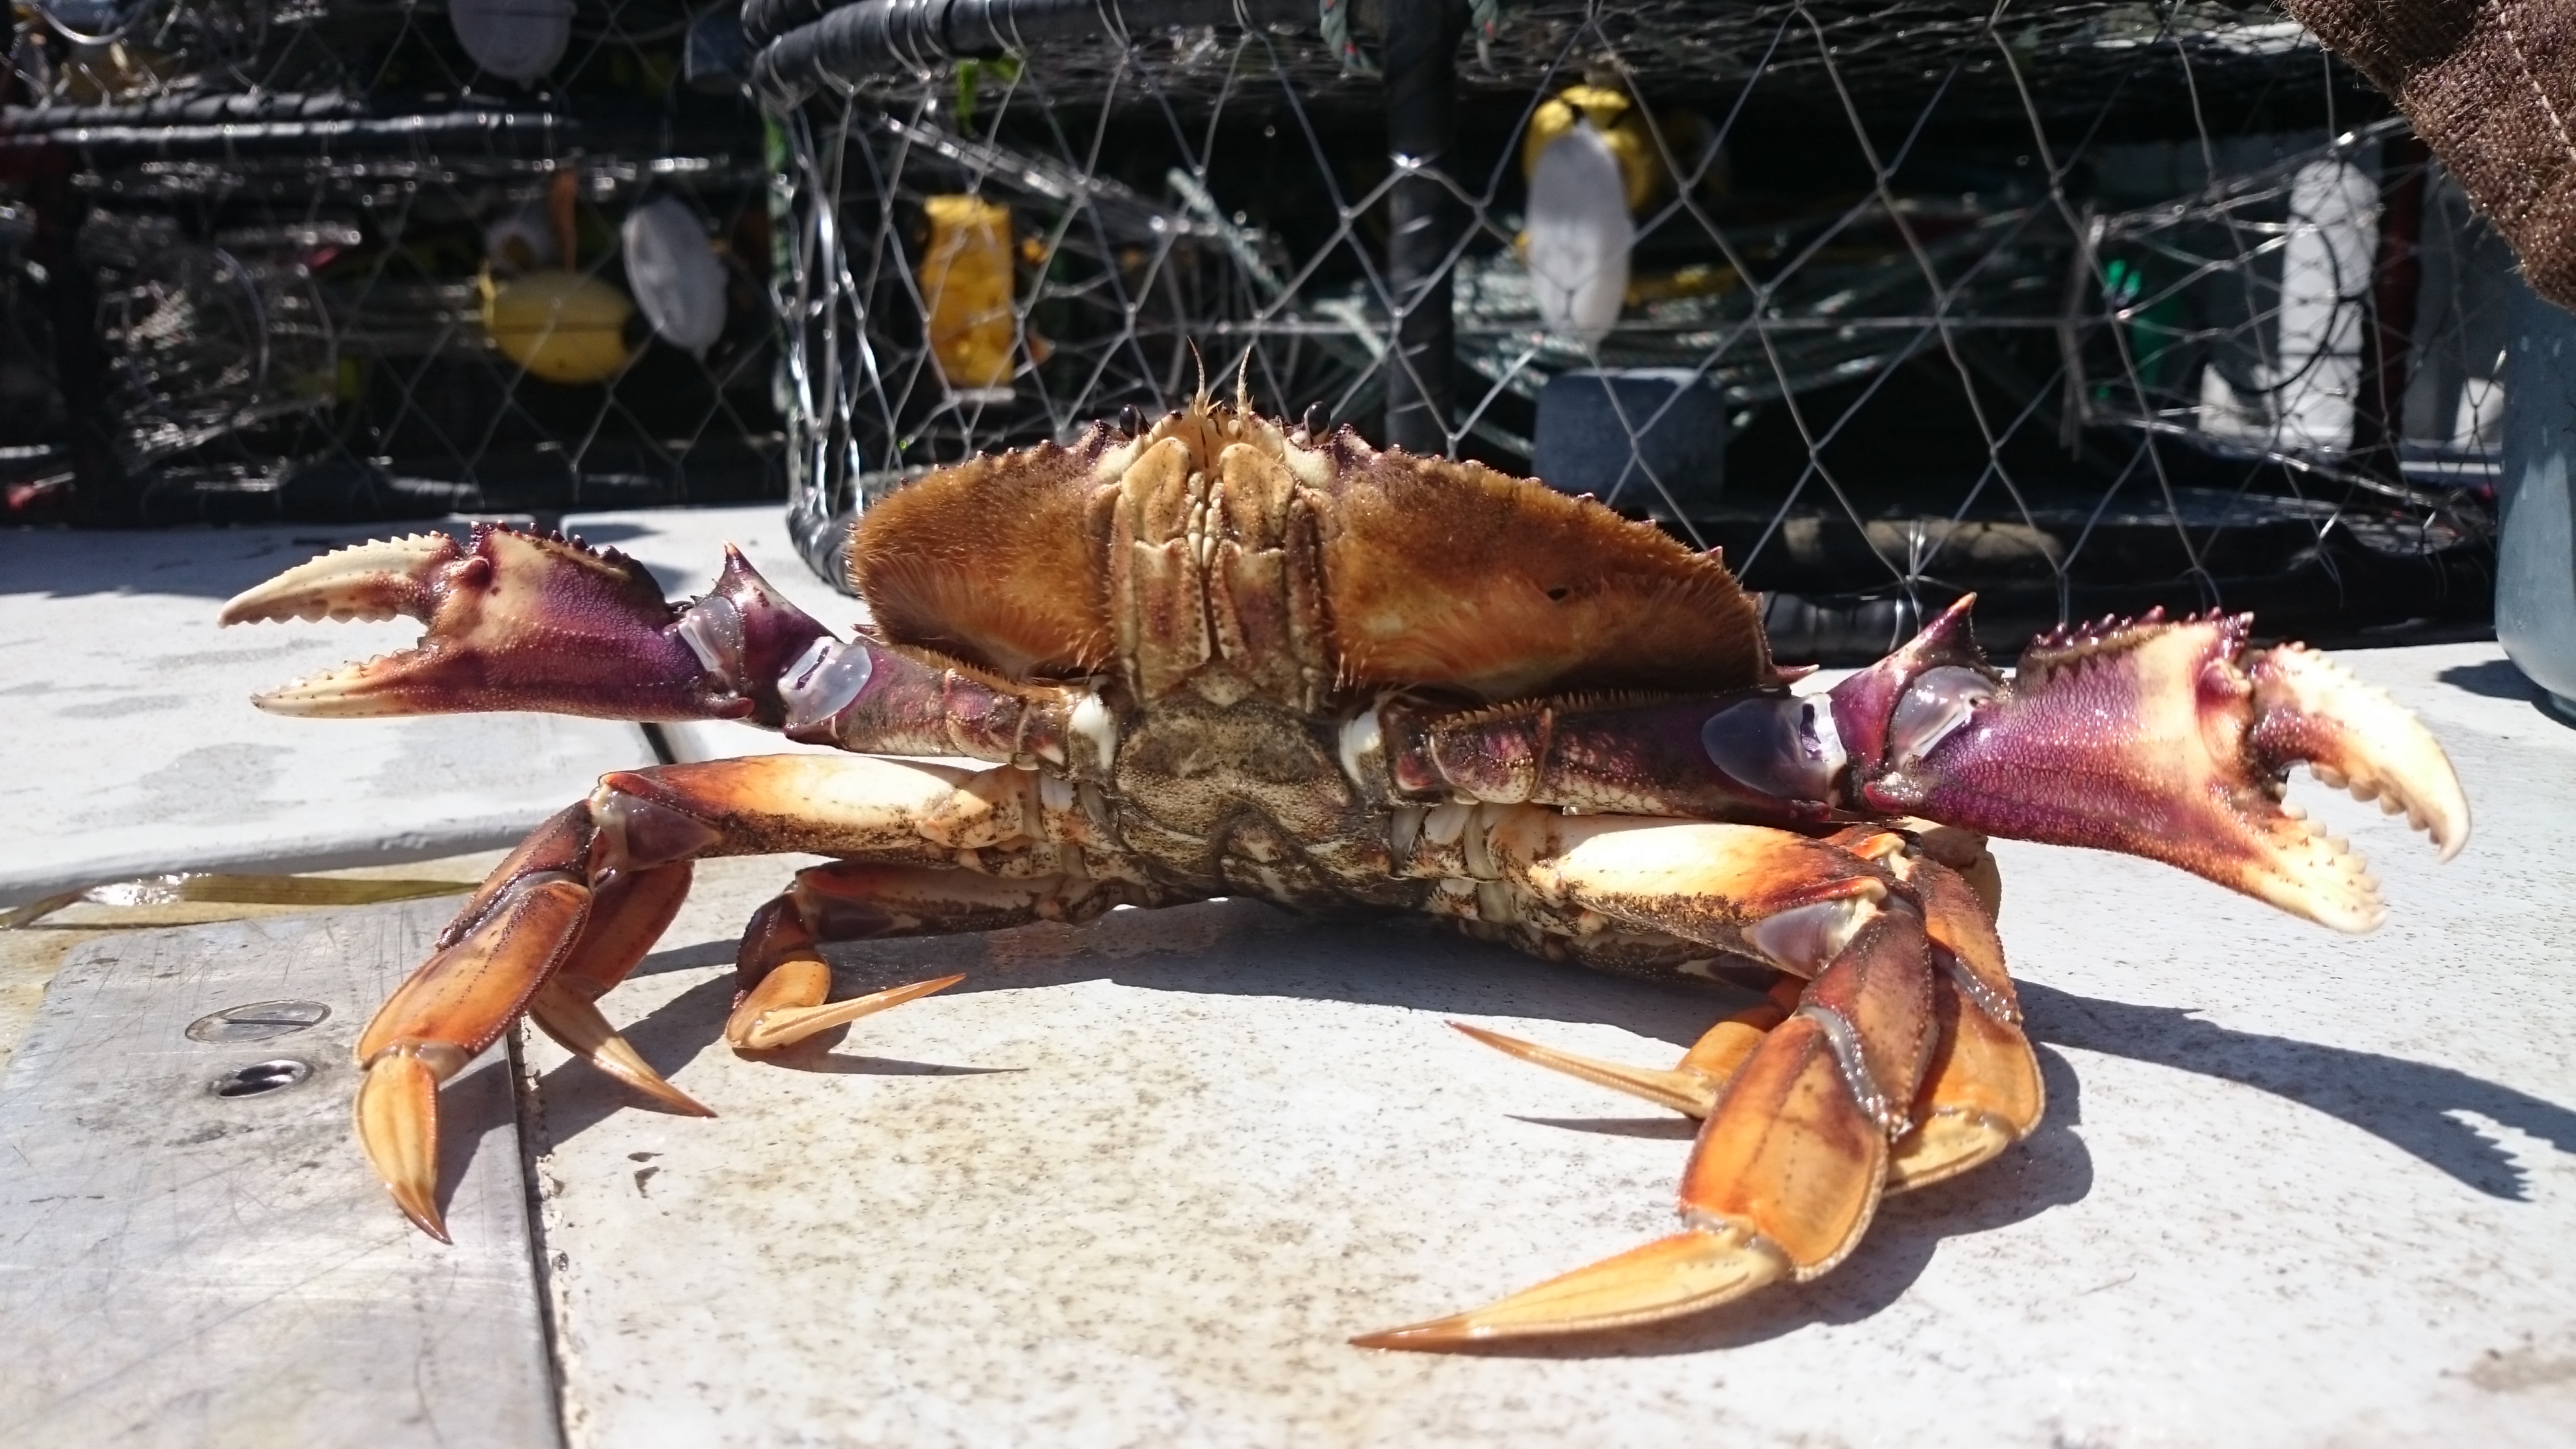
[221,398,2468,1347]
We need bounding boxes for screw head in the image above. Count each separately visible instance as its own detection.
[186,1000,332,1044]
[210,1059,314,1098]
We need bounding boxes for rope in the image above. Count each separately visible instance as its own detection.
[1318,0,1371,74]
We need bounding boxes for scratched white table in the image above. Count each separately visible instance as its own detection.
[3,513,2571,1446]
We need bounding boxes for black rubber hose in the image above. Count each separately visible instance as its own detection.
[1378,0,1464,455]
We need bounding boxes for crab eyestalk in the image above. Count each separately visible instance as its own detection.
[1827,598,2469,933]
[219,525,835,724]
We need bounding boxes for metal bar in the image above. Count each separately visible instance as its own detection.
[2353,133,2430,480]
[1378,0,1462,455]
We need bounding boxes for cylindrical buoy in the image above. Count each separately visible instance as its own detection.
[1525,122,1634,347]
[623,198,729,355]
[481,270,634,385]
[918,195,1017,395]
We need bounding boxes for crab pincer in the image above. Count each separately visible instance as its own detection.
[1829,598,2467,932]
[218,525,833,722]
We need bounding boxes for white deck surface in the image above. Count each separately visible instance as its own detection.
[3,514,2572,1444]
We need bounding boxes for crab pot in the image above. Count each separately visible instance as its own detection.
[752,0,2501,660]
[0,0,783,525]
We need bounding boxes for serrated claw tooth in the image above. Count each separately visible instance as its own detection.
[2251,647,2469,868]
[220,533,459,627]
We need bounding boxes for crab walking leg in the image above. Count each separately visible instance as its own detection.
[1452,826,2039,1190]
[1451,978,1800,1119]
[723,862,1144,1050]
[523,863,714,1118]
[1360,816,1943,1346]
[1882,843,2045,1191]
[352,754,1055,1240]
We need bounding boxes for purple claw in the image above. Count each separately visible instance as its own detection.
[219,526,834,724]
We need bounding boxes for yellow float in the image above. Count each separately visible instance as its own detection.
[918,194,1018,392]
[479,268,633,385]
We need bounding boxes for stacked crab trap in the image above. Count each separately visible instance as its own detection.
[751,0,2504,661]
[1,0,782,522]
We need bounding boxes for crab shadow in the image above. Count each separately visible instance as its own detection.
[525,898,2576,1356]
[429,1055,523,1231]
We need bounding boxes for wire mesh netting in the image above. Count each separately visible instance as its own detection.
[760,0,2500,660]
[1,0,782,522]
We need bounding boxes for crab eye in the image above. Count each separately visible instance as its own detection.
[1888,665,1996,765]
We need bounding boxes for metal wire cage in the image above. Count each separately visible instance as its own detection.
[757,0,2498,660]
[1,0,784,522]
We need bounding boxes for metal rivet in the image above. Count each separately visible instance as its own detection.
[211,1059,313,1098]
[186,1000,332,1044]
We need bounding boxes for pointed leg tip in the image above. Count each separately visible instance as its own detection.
[1349,1228,1791,1351]
[1348,1317,1493,1351]
[529,981,718,1116]
[633,1077,718,1118]
[388,1185,455,1242]
[1446,1021,1718,1118]
[356,1048,460,1245]
[733,972,971,1051]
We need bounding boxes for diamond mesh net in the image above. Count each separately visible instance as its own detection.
[2,0,781,522]
[763,0,2498,660]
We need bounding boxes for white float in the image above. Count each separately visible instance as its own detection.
[449,0,573,85]
[1524,122,1633,348]
[621,197,729,355]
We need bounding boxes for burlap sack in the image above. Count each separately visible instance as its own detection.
[2277,0,2576,309]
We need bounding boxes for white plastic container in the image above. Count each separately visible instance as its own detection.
[2498,276,2576,721]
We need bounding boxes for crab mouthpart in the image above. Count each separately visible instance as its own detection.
[219,525,745,721]
[1859,610,2467,934]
